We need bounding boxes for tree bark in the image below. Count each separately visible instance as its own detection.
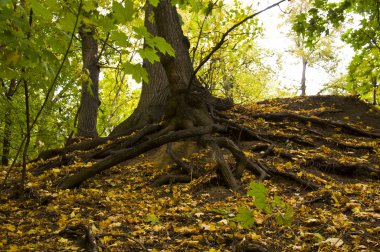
[110,4,169,136]
[300,57,307,96]
[152,0,215,130]
[2,79,17,166]
[372,76,377,105]
[77,23,100,138]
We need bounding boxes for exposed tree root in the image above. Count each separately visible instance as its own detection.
[29,100,379,200]
[35,124,160,162]
[30,125,161,175]
[167,143,198,174]
[60,224,99,252]
[32,155,73,176]
[87,124,161,160]
[151,143,201,187]
[59,125,226,189]
[254,160,320,190]
[151,174,192,187]
[305,156,380,176]
[213,115,272,144]
[247,112,380,138]
[206,138,241,192]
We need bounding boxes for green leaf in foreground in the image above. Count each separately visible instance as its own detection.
[145,213,159,225]
[275,204,294,226]
[247,182,268,210]
[233,206,254,228]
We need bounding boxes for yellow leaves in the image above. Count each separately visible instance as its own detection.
[100,235,113,244]
[207,248,221,252]
[3,224,16,232]
[58,237,69,243]
[331,192,341,206]
[174,225,197,234]
[248,232,261,240]
[345,202,361,214]
[243,151,253,158]
[7,244,19,252]
[69,211,76,218]
[99,216,122,229]
[318,145,332,154]
[200,223,217,231]
[194,212,204,217]
[320,237,344,248]
[296,171,303,177]
[52,168,61,174]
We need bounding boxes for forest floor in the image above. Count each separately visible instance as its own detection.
[1,95,379,251]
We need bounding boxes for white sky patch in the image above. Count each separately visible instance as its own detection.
[229,0,355,95]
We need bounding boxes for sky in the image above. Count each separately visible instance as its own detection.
[239,0,355,95]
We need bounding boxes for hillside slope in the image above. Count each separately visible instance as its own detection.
[1,95,379,251]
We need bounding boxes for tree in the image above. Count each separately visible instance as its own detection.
[76,22,101,138]
[347,49,379,104]
[49,0,286,190]
[110,3,170,136]
[182,0,283,102]
[1,79,17,166]
[294,0,380,98]
[286,0,339,96]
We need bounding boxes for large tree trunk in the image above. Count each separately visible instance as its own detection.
[77,24,100,138]
[300,58,307,96]
[152,0,214,130]
[110,4,169,136]
[112,1,232,136]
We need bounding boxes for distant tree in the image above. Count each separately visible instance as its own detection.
[286,0,340,96]
[294,0,380,98]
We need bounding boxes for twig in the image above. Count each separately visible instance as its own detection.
[188,0,288,88]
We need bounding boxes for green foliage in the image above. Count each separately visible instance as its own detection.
[247,181,268,211]
[230,182,294,228]
[145,213,160,225]
[294,0,380,98]
[181,0,284,101]
[233,206,255,228]
[112,0,134,24]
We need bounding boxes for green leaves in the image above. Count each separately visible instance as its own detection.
[248,182,268,211]
[234,182,294,228]
[122,62,148,83]
[112,0,134,24]
[138,48,160,64]
[145,213,160,224]
[233,207,254,228]
[30,0,52,21]
[150,36,175,57]
[275,204,294,227]
[148,0,160,7]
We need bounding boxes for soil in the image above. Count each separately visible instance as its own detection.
[0,95,379,251]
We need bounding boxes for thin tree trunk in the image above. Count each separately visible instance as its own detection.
[110,4,169,136]
[20,79,31,197]
[372,76,377,105]
[2,79,17,166]
[77,23,100,138]
[300,58,307,96]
